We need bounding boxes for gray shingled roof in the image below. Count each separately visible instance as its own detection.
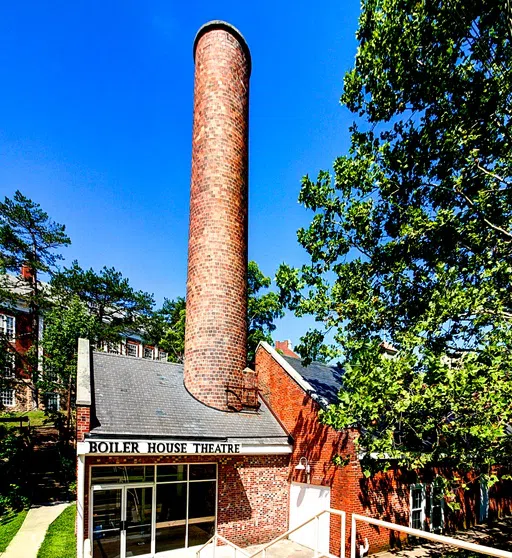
[281,355,344,407]
[89,352,289,445]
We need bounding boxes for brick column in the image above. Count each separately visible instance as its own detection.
[184,21,251,411]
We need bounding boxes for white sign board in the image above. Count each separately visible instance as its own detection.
[77,438,292,456]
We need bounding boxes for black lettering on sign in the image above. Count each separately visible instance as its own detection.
[89,441,98,453]
[98,442,108,453]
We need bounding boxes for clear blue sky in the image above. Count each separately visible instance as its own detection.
[0,0,361,346]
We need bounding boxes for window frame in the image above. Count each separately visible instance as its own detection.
[126,342,139,358]
[430,478,445,533]
[0,388,16,407]
[409,483,426,530]
[89,462,218,555]
[0,314,15,341]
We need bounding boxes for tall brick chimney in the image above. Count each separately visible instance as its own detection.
[184,21,251,411]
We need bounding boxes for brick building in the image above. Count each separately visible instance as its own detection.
[255,341,512,554]
[0,270,167,413]
[74,18,511,558]
[0,269,46,411]
[75,20,293,558]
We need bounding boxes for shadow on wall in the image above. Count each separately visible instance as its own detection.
[291,393,350,486]
[359,468,412,548]
[218,460,253,523]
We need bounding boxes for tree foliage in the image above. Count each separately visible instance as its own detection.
[150,261,284,365]
[246,260,284,362]
[277,0,512,477]
[0,191,70,405]
[146,297,186,363]
[50,261,155,345]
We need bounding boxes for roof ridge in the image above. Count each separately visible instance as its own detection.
[93,351,184,368]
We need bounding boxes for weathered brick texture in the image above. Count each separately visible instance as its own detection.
[76,405,91,443]
[184,22,251,411]
[84,454,289,547]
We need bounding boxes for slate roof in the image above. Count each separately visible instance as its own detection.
[89,351,289,446]
[280,354,344,407]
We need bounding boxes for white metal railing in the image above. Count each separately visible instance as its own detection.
[248,508,346,558]
[197,533,250,558]
[350,513,512,558]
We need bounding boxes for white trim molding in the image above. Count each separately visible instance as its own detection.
[77,438,292,456]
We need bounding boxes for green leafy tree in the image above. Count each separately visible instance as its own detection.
[50,261,155,346]
[150,261,283,365]
[277,0,512,480]
[246,260,284,363]
[146,297,186,363]
[0,191,70,407]
[41,296,99,431]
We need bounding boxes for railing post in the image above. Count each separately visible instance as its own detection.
[341,512,346,558]
[315,515,320,558]
[213,536,216,558]
[350,515,356,558]
[262,548,266,558]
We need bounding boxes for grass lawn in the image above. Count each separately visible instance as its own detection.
[0,410,48,429]
[37,503,76,558]
[0,509,28,552]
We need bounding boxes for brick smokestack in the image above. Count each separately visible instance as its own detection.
[184,21,251,411]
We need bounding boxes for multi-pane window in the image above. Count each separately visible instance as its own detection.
[159,350,168,362]
[430,479,444,533]
[45,392,60,411]
[2,352,15,379]
[107,343,120,354]
[0,314,15,340]
[410,484,426,530]
[126,342,138,357]
[0,389,15,407]
[143,347,153,359]
[90,464,217,553]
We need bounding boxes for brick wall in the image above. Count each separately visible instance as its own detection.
[256,344,512,554]
[76,406,90,443]
[184,22,251,411]
[83,453,289,547]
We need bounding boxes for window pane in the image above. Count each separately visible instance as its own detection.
[188,521,215,547]
[0,389,15,407]
[126,487,153,557]
[156,526,186,553]
[157,465,187,482]
[412,488,422,509]
[92,489,122,532]
[91,466,154,484]
[189,481,216,519]
[190,464,216,481]
[411,510,422,529]
[126,343,138,357]
[156,483,187,522]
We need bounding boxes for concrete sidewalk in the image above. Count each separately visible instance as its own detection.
[1,502,70,558]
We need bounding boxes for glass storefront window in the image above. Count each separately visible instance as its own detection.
[90,463,218,555]
[91,465,154,484]
[190,463,216,480]
[189,481,216,519]
[157,464,188,482]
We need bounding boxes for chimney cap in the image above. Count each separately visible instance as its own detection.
[193,20,251,76]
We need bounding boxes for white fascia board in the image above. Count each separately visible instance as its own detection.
[77,439,292,456]
[76,338,92,406]
[257,341,314,395]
